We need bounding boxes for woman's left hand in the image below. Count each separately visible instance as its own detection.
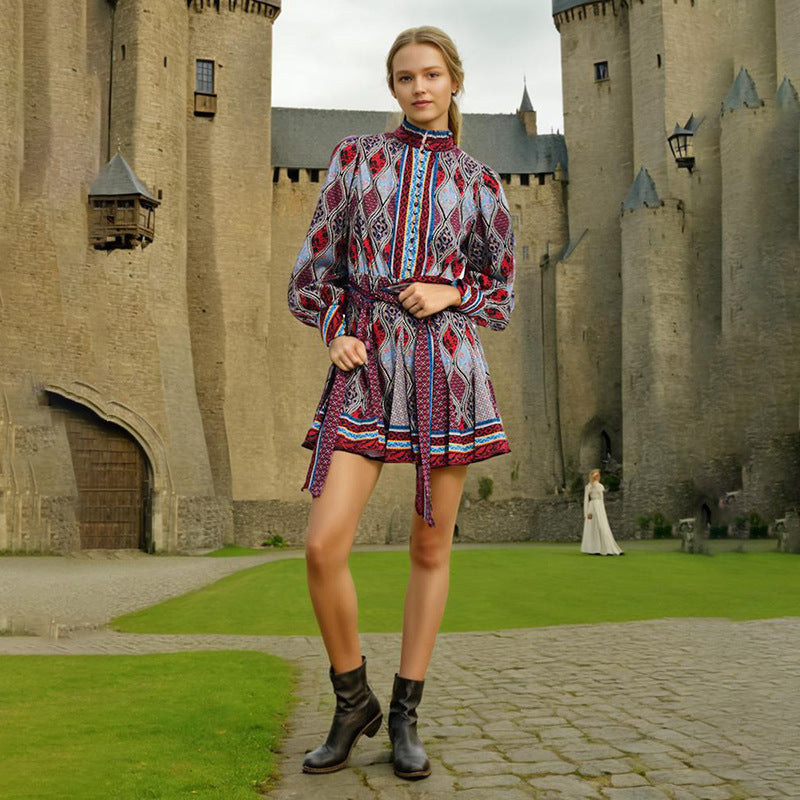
[398,283,461,319]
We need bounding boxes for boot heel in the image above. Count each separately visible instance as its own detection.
[364,712,383,738]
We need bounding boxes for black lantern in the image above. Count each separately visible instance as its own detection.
[668,114,703,173]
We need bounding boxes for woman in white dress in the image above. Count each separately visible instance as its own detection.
[581,469,624,555]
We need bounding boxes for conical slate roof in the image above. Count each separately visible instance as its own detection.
[89,153,157,200]
[519,83,534,113]
[776,76,799,110]
[553,0,585,13]
[723,67,762,111]
[623,167,661,212]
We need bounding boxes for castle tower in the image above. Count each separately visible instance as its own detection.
[620,169,694,523]
[107,0,220,548]
[186,0,281,539]
[719,67,800,517]
[0,0,22,212]
[776,0,800,88]
[552,0,634,478]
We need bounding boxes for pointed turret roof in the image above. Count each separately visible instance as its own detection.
[519,83,534,113]
[623,167,661,212]
[723,67,762,111]
[553,0,585,13]
[776,76,800,110]
[89,153,157,200]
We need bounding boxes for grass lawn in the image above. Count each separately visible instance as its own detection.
[112,543,800,636]
[0,651,294,800]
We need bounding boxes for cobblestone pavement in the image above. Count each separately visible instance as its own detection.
[1,553,799,799]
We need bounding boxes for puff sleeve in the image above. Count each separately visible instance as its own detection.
[456,167,516,330]
[287,137,359,346]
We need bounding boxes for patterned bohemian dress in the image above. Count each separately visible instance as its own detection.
[287,119,515,526]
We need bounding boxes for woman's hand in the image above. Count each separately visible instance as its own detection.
[398,283,461,319]
[329,335,367,371]
[587,514,593,520]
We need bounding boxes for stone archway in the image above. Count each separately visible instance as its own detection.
[53,396,151,550]
[44,382,176,551]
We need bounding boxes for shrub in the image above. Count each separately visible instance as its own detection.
[605,473,621,492]
[709,525,729,539]
[651,511,672,539]
[569,474,585,496]
[261,534,285,548]
[748,512,769,539]
[637,515,652,531]
[478,476,494,501]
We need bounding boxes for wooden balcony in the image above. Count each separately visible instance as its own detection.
[194,92,217,117]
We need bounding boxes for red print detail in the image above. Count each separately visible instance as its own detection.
[454,168,465,192]
[442,325,458,356]
[369,152,387,175]
[486,307,504,320]
[339,144,357,168]
[482,170,500,195]
[494,209,510,237]
[500,253,513,277]
[372,320,387,349]
[311,227,330,256]
[478,273,493,290]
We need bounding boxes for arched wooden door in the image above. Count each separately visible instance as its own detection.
[55,398,151,550]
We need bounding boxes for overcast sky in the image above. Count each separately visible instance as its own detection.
[272,0,564,135]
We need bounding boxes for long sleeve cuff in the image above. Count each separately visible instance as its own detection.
[320,305,346,346]
[456,279,485,316]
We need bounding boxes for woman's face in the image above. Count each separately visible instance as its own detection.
[390,42,457,132]
[590,472,600,484]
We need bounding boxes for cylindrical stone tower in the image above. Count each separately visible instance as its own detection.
[553,0,634,479]
[186,0,281,541]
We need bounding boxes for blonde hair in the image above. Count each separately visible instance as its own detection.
[386,26,465,146]
[589,469,601,482]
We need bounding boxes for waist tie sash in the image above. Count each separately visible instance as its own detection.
[304,277,450,527]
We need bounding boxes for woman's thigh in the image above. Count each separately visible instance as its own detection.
[305,450,383,560]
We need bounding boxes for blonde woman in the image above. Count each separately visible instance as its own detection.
[288,27,515,780]
[581,469,624,555]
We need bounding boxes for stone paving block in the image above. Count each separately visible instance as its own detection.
[498,744,559,763]
[439,748,506,767]
[455,790,533,800]
[632,752,689,770]
[610,773,649,787]
[424,724,483,739]
[553,743,626,761]
[457,773,525,789]
[529,775,602,798]
[537,725,585,741]
[602,788,673,800]
[645,768,724,786]
[509,759,577,776]
[616,739,674,755]
[577,759,638,777]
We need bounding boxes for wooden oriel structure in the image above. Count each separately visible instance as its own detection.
[88,153,160,250]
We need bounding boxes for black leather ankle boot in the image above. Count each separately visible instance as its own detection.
[388,673,431,780]
[302,656,383,774]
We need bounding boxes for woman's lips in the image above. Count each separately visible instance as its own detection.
[413,101,431,107]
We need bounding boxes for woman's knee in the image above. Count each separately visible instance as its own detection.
[409,529,451,571]
[305,532,348,575]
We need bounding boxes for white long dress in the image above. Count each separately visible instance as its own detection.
[581,482,623,555]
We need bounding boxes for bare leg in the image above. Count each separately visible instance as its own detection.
[398,465,467,680]
[305,450,382,674]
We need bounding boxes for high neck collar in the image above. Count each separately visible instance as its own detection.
[393,118,455,152]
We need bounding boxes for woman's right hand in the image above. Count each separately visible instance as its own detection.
[587,514,593,520]
[329,335,367,371]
